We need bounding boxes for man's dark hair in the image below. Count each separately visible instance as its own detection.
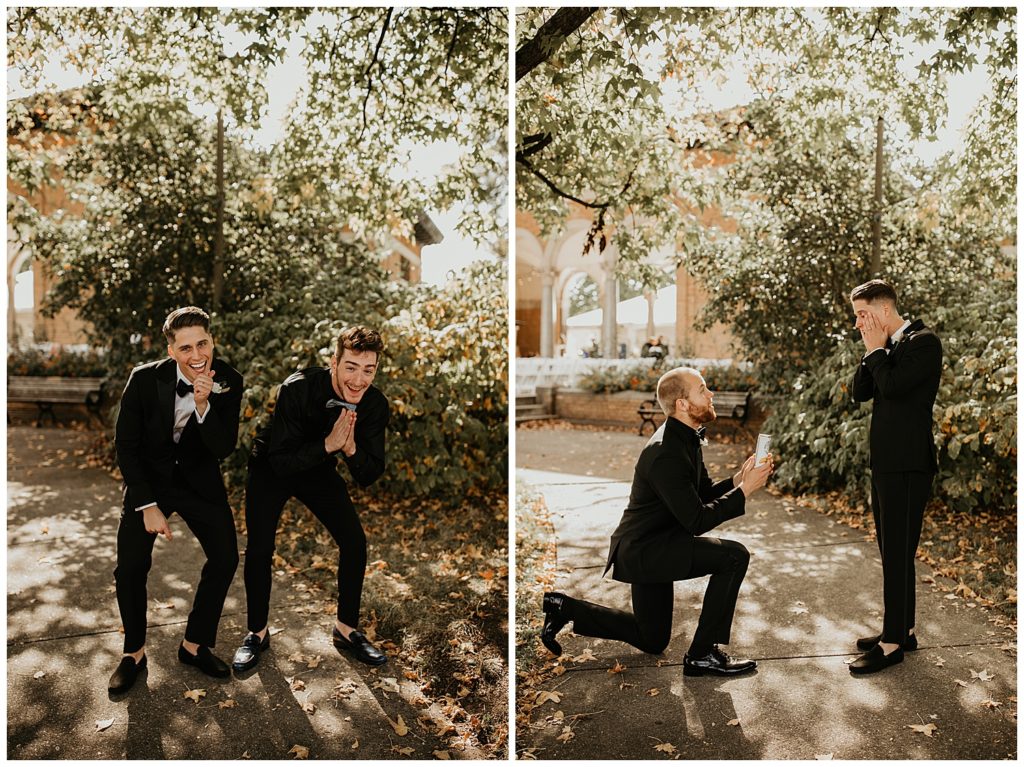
[335,325,384,359]
[850,279,899,308]
[162,306,211,342]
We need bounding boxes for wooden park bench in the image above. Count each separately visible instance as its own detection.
[7,376,106,427]
[637,390,752,436]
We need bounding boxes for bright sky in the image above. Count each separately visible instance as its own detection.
[7,19,495,288]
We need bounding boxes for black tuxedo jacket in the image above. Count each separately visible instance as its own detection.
[115,356,244,509]
[852,319,942,474]
[604,417,746,583]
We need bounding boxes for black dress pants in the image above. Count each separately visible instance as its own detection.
[243,458,366,632]
[114,484,239,654]
[563,537,749,656]
[871,470,932,643]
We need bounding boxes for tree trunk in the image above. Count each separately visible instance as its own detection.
[516,8,597,82]
[211,108,225,313]
[871,116,883,276]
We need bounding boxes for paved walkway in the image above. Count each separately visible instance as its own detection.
[7,427,457,760]
[517,427,1017,760]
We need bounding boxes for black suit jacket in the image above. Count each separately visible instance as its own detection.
[852,319,942,474]
[115,356,244,509]
[604,417,746,583]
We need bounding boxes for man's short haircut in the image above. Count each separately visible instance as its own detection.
[335,325,384,360]
[162,306,211,342]
[656,366,699,415]
[850,279,899,309]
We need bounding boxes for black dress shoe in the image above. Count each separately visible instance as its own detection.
[856,632,918,652]
[178,644,231,678]
[541,592,570,657]
[232,632,271,672]
[683,645,757,677]
[850,643,904,674]
[332,628,387,666]
[108,654,147,693]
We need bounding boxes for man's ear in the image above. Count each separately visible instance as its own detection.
[167,344,174,359]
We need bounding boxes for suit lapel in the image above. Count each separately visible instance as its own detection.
[156,358,178,439]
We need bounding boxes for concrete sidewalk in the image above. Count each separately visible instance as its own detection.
[7,427,455,760]
[517,427,1017,760]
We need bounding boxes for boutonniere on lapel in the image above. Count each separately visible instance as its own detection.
[696,425,709,447]
[326,399,357,411]
[211,381,231,395]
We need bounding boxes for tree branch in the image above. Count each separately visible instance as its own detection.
[516,151,609,209]
[515,7,597,82]
[359,7,393,141]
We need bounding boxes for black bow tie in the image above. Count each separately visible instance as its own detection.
[695,426,707,441]
[176,380,194,398]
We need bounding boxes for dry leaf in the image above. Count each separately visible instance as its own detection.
[552,710,565,721]
[933,656,945,668]
[33,670,46,679]
[287,652,305,663]
[727,718,740,726]
[556,726,575,743]
[907,723,937,737]
[40,523,49,535]
[183,688,207,704]
[393,746,414,756]
[290,678,306,692]
[301,697,316,714]
[954,679,968,688]
[389,715,409,736]
[535,690,562,705]
[608,661,626,675]
[289,744,309,759]
[646,688,660,697]
[982,700,1003,709]
[218,699,238,709]
[653,742,678,754]
[306,654,322,669]
[971,669,994,681]
[155,601,175,610]
[574,648,597,663]
[95,718,115,732]
[433,750,451,759]
[351,740,359,750]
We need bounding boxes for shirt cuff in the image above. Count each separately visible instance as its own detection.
[136,502,157,511]
[194,400,211,423]
[863,347,887,362]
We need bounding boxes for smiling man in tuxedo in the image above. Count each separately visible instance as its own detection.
[849,279,942,674]
[541,366,773,676]
[233,325,389,672]
[108,306,244,694]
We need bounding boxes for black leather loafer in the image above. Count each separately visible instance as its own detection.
[856,632,918,652]
[683,646,756,677]
[541,592,570,657]
[850,644,904,674]
[332,628,387,667]
[178,644,231,678]
[108,654,147,694]
[232,632,271,672]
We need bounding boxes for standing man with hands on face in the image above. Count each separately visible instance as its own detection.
[108,307,244,694]
[849,279,942,674]
[233,326,390,672]
[541,366,773,677]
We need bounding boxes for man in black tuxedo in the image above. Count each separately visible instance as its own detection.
[542,367,773,676]
[232,326,389,671]
[849,279,942,674]
[108,306,244,693]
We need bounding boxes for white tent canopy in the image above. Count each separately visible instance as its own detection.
[565,285,675,358]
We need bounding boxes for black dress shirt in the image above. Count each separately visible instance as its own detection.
[252,366,388,487]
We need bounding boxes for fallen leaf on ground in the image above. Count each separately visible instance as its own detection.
[241,751,251,759]
[954,679,968,688]
[183,688,206,703]
[907,723,937,737]
[646,688,660,697]
[982,700,1003,709]
[33,670,45,679]
[727,719,740,726]
[608,661,626,675]
[301,697,316,714]
[653,742,678,754]
[95,718,114,732]
[154,601,175,610]
[289,744,309,759]
[933,656,945,668]
[306,655,322,669]
[392,746,414,756]
[556,726,575,742]
[433,750,450,759]
[536,690,562,705]
[389,715,409,736]
[971,669,994,681]
[40,523,49,535]
[574,648,597,663]
[351,739,359,750]
[218,699,238,709]
[287,652,305,663]
[290,678,306,691]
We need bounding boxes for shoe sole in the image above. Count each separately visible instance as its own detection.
[232,657,259,672]
[683,665,756,677]
[855,640,919,652]
[849,658,903,675]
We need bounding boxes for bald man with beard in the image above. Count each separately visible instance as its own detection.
[541,367,773,676]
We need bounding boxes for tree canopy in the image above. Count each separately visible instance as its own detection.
[516,7,1016,267]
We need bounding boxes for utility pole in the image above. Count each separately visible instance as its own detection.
[211,108,225,313]
[871,116,883,276]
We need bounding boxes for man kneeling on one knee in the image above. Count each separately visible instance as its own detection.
[542,366,773,676]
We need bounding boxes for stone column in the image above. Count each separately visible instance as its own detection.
[601,248,618,358]
[540,268,555,358]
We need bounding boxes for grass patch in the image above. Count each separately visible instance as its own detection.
[250,488,509,759]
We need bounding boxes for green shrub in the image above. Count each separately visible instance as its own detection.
[576,359,756,394]
[7,347,108,378]
[768,280,1016,513]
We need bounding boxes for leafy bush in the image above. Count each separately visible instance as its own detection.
[7,347,108,378]
[576,359,756,394]
[768,279,1016,513]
